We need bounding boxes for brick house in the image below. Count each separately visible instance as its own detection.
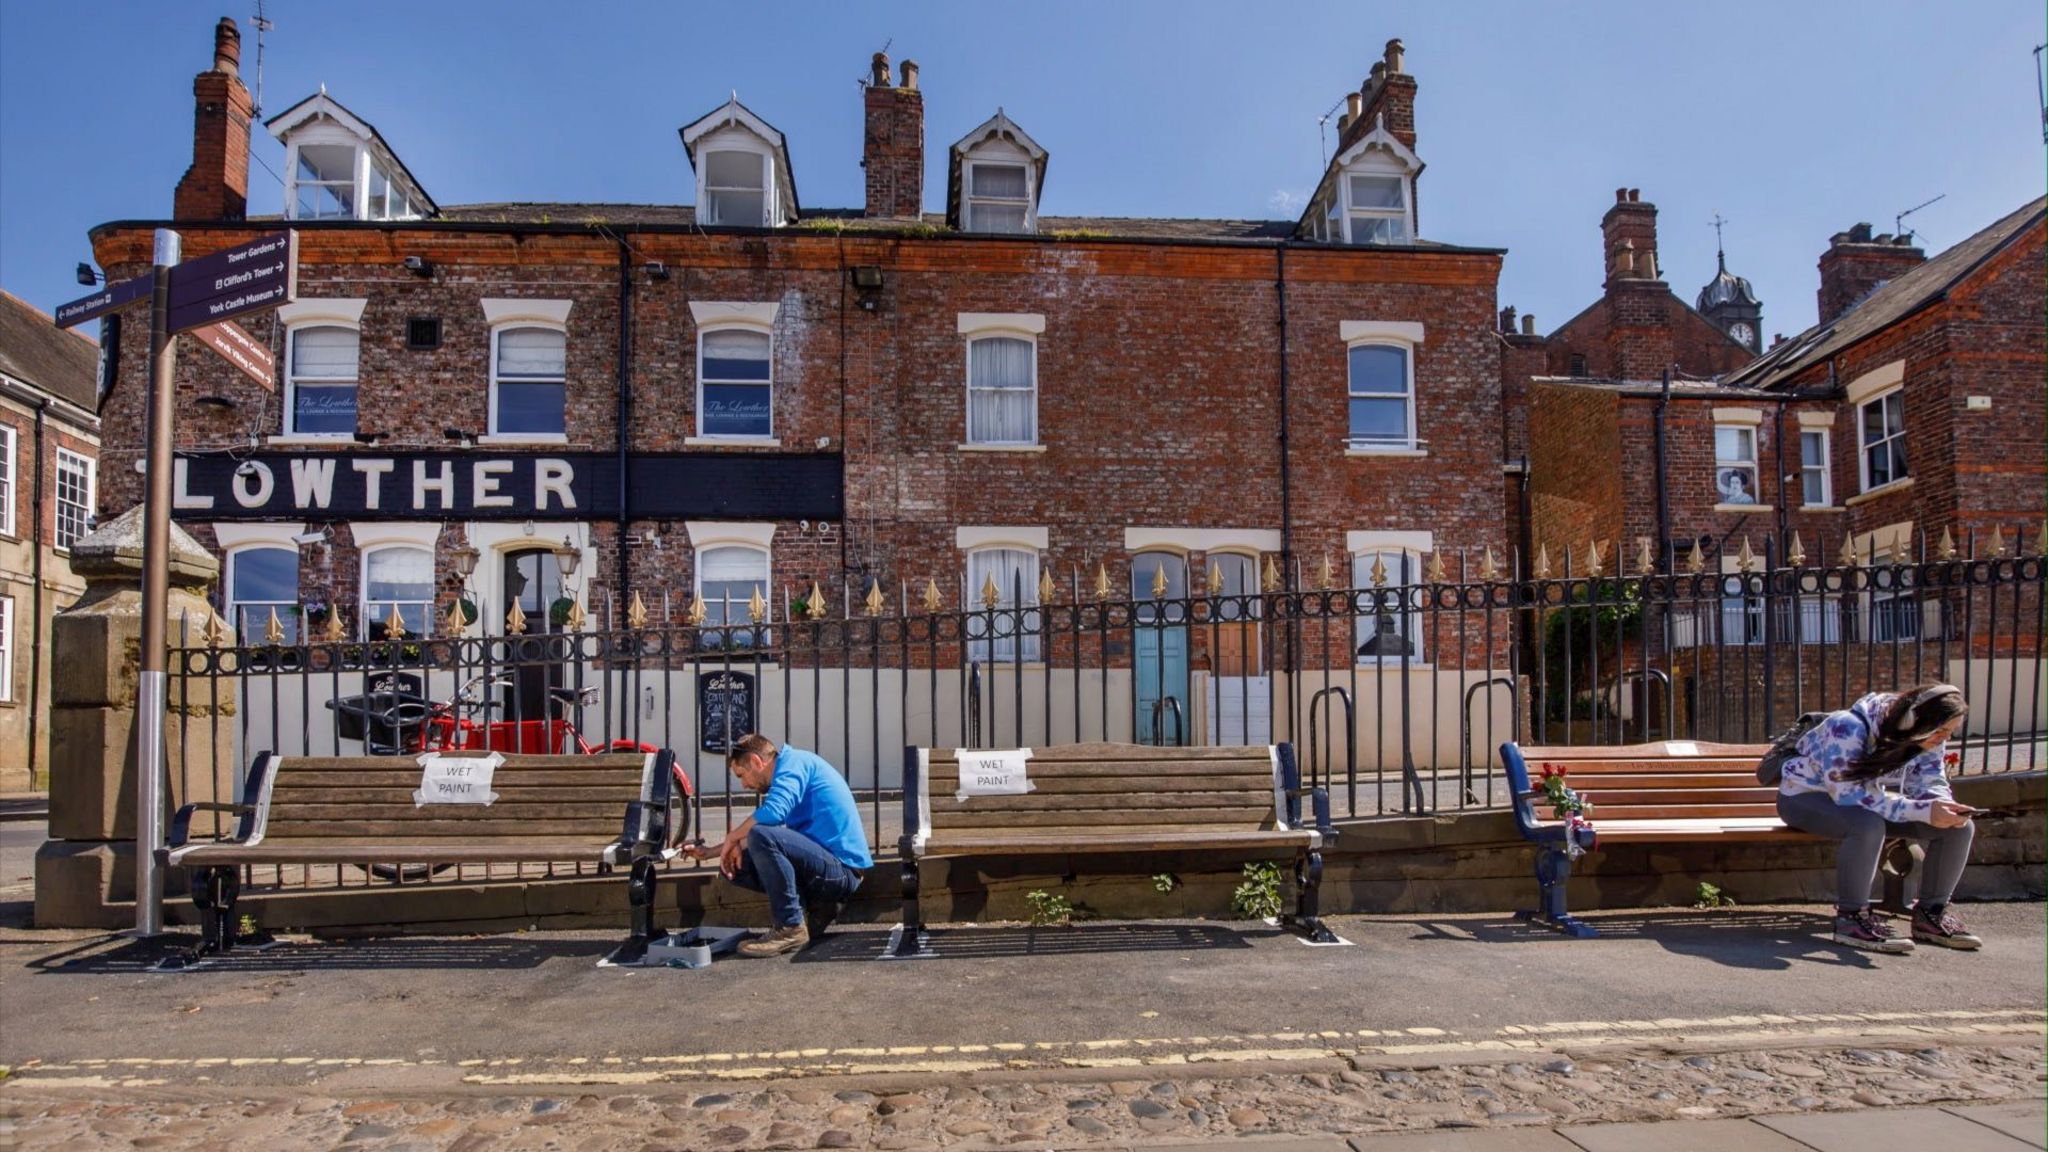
[83,23,1518,762]
[0,291,103,788]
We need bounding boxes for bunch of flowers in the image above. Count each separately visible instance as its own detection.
[1943,750,1962,772]
[1537,763,1597,857]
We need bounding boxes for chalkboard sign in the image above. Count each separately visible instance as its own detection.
[698,671,755,754]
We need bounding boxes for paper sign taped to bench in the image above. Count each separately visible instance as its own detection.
[954,748,1034,800]
[414,752,504,806]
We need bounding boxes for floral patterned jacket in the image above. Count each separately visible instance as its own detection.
[1778,692,1955,823]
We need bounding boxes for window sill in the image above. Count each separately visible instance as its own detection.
[477,434,570,447]
[957,443,1047,454]
[1846,477,1914,507]
[1713,503,1773,514]
[267,434,354,447]
[1345,447,1428,458]
[1354,661,1437,671]
[968,660,1049,671]
[685,436,781,448]
[1802,505,1846,514]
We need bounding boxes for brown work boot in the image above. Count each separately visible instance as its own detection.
[737,922,809,958]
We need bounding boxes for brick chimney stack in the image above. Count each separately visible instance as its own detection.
[173,17,253,222]
[1816,223,1925,324]
[862,51,924,219]
[1337,39,1417,155]
[1601,188,1661,288]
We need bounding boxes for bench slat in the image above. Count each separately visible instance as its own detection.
[1575,788,1778,805]
[926,760,1271,780]
[273,753,650,771]
[1580,804,1781,820]
[1564,773,1768,790]
[267,801,631,822]
[1519,759,1763,775]
[922,829,1311,854]
[932,807,1274,829]
[276,770,645,789]
[937,772,1275,794]
[927,743,1272,764]
[932,790,1271,814]
[270,790,648,808]
[174,838,615,865]
[259,818,625,839]
[1517,743,1770,760]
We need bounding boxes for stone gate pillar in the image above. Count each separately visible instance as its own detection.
[34,507,232,928]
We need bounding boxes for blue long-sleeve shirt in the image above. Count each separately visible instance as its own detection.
[1779,692,1956,823]
[750,745,874,870]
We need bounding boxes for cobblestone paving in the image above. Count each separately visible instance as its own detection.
[2,1039,2041,1150]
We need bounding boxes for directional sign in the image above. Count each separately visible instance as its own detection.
[166,231,296,334]
[187,321,275,390]
[53,275,149,329]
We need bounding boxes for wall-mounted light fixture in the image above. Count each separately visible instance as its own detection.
[195,395,238,412]
[645,260,670,282]
[292,526,332,546]
[553,536,582,579]
[850,265,885,311]
[402,255,434,278]
[352,431,387,445]
[76,262,104,286]
[443,427,478,447]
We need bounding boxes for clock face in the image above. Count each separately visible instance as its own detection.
[1730,321,1755,345]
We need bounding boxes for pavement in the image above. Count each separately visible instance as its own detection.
[0,901,2041,1148]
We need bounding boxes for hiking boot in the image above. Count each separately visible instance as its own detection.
[1911,906,1983,950]
[803,897,844,941]
[1833,907,1913,954]
[737,923,809,958]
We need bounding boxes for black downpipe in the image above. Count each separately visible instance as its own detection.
[1654,367,1672,570]
[27,400,47,787]
[1773,399,1790,547]
[1275,245,1297,732]
[615,240,634,733]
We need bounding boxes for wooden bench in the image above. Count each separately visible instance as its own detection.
[895,742,1337,953]
[159,749,689,968]
[1500,740,1919,937]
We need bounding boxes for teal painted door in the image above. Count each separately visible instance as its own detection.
[1132,552,1191,746]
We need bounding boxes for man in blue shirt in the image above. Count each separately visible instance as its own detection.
[683,733,872,957]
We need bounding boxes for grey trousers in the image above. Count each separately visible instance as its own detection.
[1778,790,1974,911]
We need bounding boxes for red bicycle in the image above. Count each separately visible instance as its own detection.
[331,674,658,757]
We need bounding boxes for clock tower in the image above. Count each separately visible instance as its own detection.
[1697,237,1763,356]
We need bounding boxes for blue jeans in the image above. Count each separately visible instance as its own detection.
[728,824,863,928]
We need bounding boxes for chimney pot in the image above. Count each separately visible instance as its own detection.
[1346,91,1362,120]
[900,59,918,89]
[1522,314,1537,336]
[1499,305,1518,333]
[1336,112,1350,133]
[1847,222,1873,243]
[1641,249,1658,280]
[870,51,892,88]
[212,16,241,76]
[1384,38,1405,74]
[1628,188,1640,203]
[1616,187,1628,203]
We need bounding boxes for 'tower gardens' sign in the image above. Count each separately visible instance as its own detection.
[171,451,844,521]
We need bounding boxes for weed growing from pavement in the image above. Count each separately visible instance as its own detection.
[1152,873,1179,893]
[1024,889,1073,927]
[1694,881,1737,908]
[1231,862,1284,920]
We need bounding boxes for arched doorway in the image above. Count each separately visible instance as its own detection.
[501,547,567,724]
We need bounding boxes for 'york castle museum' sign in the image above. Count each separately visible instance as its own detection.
[171,451,844,522]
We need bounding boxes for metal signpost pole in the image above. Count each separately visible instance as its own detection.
[135,228,180,937]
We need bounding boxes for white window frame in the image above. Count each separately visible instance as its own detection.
[1341,322,1423,453]
[351,521,439,641]
[215,522,307,644]
[964,158,1035,235]
[277,299,368,441]
[964,544,1041,662]
[284,137,362,221]
[1352,550,1427,664]
[960,315,1045,448]
[359,544,435,641]
[0,423,15,538]
[480,299,573,444]
[53,448,94,552]
[488,325,568,440]
[1858,388,1909,494]
[0,595,12,702]
[693,543,773,644]
[226,545,302,645]
[1800,428,1833,507]
[1713,424,1760,507]
[700,146,773,228]
[1342,162,1413,247]
[695,323,775,441]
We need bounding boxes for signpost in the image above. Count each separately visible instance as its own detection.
[187,321,275,389]
[57,230,296,936]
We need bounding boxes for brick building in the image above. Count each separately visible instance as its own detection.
[0,291,103,788]
[82,22,1519,759]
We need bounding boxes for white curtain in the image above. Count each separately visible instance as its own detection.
[291,326,358,379]
[699,546,767,626]
[497,328,565,378]
[966,547,1039,660]
[968,337,1035,444]
[971,164,1028,198]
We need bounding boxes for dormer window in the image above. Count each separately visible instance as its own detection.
[948,111,1047,235]
[966,162,1031,233]
[1297,117,1421,247]
[702,150,769,227]
[681,98,799,229]
[1345,173,1409,245]
[267,92,436,223]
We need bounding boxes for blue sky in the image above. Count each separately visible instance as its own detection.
[3,2,2041,341]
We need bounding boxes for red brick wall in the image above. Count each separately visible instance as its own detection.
[862,81,924,220]
[1527,382,1622,566]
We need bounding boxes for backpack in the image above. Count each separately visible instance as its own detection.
[1756,706,1870,785]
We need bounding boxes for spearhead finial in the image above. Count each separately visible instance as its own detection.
[564,599,587,631]
[322,607,348,643]
[1425,551,1447,584]
[1987,525,2007,558]
[1585,540,1605,579]
[684,594,707,627]
[1736,536,1755,574]
[804,581,827,620]
[1151,562,1168,599]
[627,591,649,630]
[506,599,528,635]
[981,571,1002,610]
[1316,552,1334,591]
[1478,546,1500,582]
[1038,568,1056,604]
[1261,554,1280,593]
[201,610,229,649]
[1786,531,1807,567]
[1094,561,1113,600]
[1534,544,1552,581]
[264,606,286,645]
[1369,554,1388,588]
[749,586,769,624]
[865,578,886,616]
[1837,534,1859,568]
[1206,559,1222,594]
[443,598,468,636]
[922,577,943,613]
[1685,545,1706,575]
[383,604,407,639]
[1635,536,1654,575]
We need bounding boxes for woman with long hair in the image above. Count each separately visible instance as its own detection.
[1777,683,1981,953]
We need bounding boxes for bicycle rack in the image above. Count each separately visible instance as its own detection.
[1307,686,1354,813]
[1599,668,1671,743]
[1459,676,1519,806]
[1150,695,1186,747]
